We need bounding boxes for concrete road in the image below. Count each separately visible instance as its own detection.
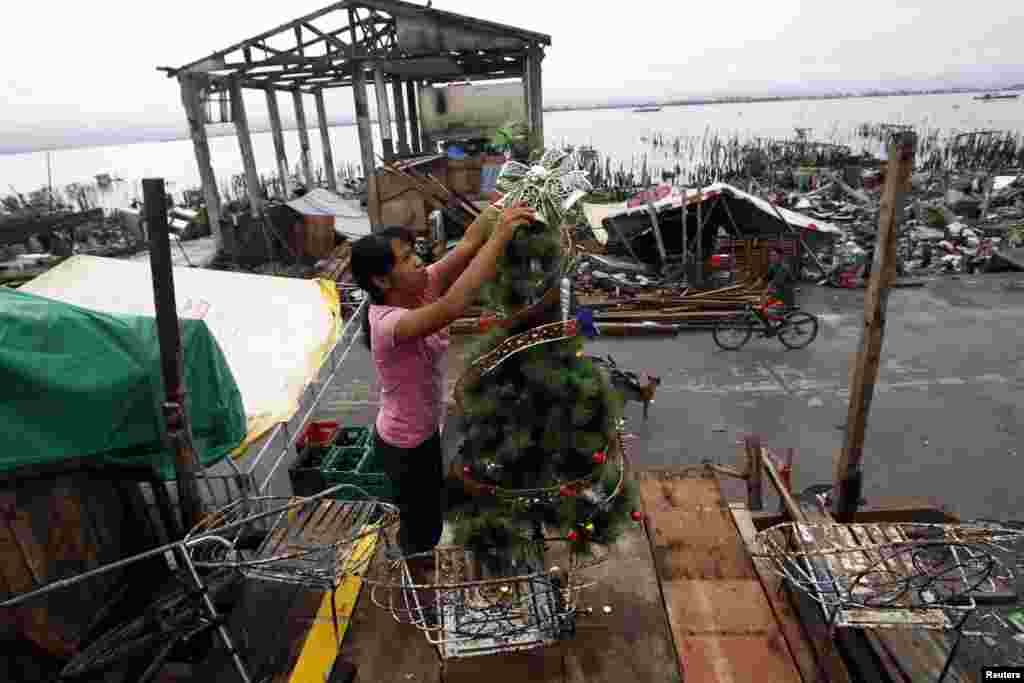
[586,273,1024,522]
[321,273,1023,522]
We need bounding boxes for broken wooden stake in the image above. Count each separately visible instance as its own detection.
[833,131,917,522]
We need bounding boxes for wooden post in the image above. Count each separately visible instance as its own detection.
[522,54,534,138]
[529,47,544,149]
[681,187,689,281]
[265,88,291,198]
[695,187,704,287]
[415,81,431,153]
[313,89,337,192]
[291,89,314,189]
[178,74,222,250]
[373,67,394,161]
[143,177,203,533]
[228,79,263,217]
[391,77,409,156]
[406,79,421,154]
[745,434,764,511]
[833,131,916,523]
[352,64,379,229]
[646,203,668,271]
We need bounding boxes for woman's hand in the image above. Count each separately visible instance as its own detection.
[494,206,535,242]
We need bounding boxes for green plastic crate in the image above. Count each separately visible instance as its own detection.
[333,426,370,449]
[323,427,394,501]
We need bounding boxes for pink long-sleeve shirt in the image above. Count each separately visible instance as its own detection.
[369,252,461,449]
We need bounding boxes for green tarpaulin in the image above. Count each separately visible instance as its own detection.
[0,288,246,479]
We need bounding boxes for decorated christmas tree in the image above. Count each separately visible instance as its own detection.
[447,150,640,574]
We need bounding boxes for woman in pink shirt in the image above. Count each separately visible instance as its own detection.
[350,205,534,588]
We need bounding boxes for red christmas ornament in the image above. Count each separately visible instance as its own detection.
[567,530,579,542]
[631,511,643,523]
[560,485,576,497]
[463,465,472,476]
[478,316,495,333]
[592,451,607,465]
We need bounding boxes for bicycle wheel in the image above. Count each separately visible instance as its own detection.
[778,311,819,349]
[60,570,240,680]
[712,317,753,350]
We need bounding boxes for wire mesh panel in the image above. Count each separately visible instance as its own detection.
[751,522,1024,630]
[364,538,608,661]
[184,485,400,591]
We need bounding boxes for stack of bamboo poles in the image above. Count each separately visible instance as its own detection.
[448,278,771,336]
[580,278,771,332]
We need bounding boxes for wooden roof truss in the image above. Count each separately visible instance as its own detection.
[161,0,551,94]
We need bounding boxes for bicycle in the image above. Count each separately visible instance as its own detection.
[712,302,819,351]
[56,564,249,682]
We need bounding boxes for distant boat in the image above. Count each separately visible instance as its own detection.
[974,93,1019,101]
[633,106,662,113]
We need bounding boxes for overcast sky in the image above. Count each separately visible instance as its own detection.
[3,0,1024,140]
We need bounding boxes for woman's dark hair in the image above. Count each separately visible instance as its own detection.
[351,226,415,350]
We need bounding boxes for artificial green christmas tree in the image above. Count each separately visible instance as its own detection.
[446,150,639,575]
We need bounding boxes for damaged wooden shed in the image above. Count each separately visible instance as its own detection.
[160,0,551,247]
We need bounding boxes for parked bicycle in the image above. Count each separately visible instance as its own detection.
[712,302,819,351]
[57,565,249,682]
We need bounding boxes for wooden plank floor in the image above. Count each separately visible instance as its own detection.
[336,477,678,682]
[637,468,805,683]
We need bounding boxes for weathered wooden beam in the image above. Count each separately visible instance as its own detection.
[833,131,916,522]
[301,21,350,53]
[265,88,291,198]
[730,504,826,683]
[286,68,524,93]
[314,89,338,192]
[529,46,544,147]
[391,77,409,156]
[178,74,222,248]
[745,435,764,511]
[355,0,552,46]
[170,3,353,76]
[229,79,263,217]
[522,54,534,137]
[755,455,855,683]
[405,79,421,154]
[292,89,314,189]
[352,64,378,228]
[414,81,431,153]
[373,67,394,161]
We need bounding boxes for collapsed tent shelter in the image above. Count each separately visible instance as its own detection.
[160,0,550,242]
[583,183,843,282]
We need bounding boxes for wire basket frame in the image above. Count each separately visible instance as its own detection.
[184,484,400,590]
[363,539,609,660]
[751,522,1024,630]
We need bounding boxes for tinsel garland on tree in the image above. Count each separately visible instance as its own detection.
[446,150,639,569]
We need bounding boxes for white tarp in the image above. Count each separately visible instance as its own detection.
[583,182,843,236]
[286,188,373,239]
[22,255,340,448]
